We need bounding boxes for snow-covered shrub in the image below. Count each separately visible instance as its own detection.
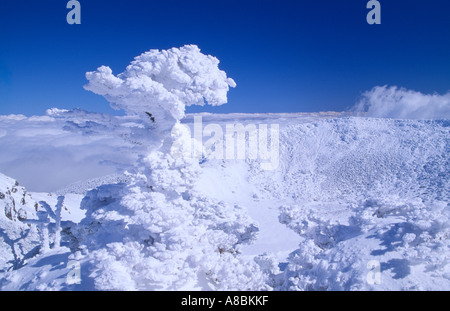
[278,203,363,290]
[277,197,450,290]
[0,174,42,271]
[21,197,65,252]
[352,197,450,266]
[72,153,266,290]
[279,204,350,250]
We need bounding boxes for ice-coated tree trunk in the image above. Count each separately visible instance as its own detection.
[53,196,64,249]
[39,223,50,253]
[35,211,50,253]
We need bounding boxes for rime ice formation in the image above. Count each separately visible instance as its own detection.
[84,45,236,141]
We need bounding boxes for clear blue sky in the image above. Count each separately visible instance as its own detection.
[1,0,449,116]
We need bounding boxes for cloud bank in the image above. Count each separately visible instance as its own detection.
[353,86,450,119]
[0,109,144,192]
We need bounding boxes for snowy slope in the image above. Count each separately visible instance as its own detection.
[187,115,450,290]
[0,113,449,290]
[262,117,449,290]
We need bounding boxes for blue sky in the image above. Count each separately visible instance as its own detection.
[1,0,449,116]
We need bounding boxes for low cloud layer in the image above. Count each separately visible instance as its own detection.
[353,86,450,120]
[0,109,143,192]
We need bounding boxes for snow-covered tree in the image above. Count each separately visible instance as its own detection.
[84,44,236,143]
[73,46,267,290]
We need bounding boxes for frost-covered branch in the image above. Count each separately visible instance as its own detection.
[23,211,50,253]
[54,196,64,248]
[21,197,65,252]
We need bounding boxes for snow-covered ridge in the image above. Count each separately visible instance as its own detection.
[55,174,131,196]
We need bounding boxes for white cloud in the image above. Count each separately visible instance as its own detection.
[353,86,450,119]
